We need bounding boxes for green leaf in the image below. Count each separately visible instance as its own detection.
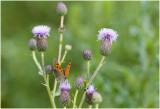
[54,87,61,97]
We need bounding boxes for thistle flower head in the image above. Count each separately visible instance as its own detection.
[36,37,48,51]
[99,38,111,56]
[83,49,93,61]
[59,82,71,106]
[65,45,72,51]
[98,28,118,43]
[45,65,53,74]
[60,83,71,91]
[28,38,36,51]
[92,91,102,104]
[85,85,95,105]
[86,85,95,95]
[32,25,50,38]
[60,89,71,106]
[74,77,84,89]
[56,2,67,16]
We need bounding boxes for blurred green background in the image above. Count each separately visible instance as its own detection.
[1,1,159,108]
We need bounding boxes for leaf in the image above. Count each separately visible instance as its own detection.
[54,87,61,97]
[38,71,43,76]
[41,83,47,87]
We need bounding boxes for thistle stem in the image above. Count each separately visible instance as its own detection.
[61,50,68,64]
[78,91,86,108]
[58,15,64,63]
[88,56,105,85]
[95,104,99,109]
[32,51,42,73]
[79,56,106,108]
[41,52,55,108]
[64,106,66,109]
[87,61,90,82]
[58,34,63,63]
[41,52,46,81]
[53,15,65,108]
[47,75,54,108]
[73,90,79,109]
[89,105,92,109]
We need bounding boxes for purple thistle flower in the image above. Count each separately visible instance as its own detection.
[60,83,71,91]
[32,25,50,38]
[86,85,95,95]
[98,28,118,43]
[85,85,96,105]
[45,65,53,74]
[83,49,93,61]
[59,82,71,106]
[74,77,84,89]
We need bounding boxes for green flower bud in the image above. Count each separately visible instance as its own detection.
[56,2,67,16]
[92,91,102,104]
[65,45,72,51]
[28,38,36,51]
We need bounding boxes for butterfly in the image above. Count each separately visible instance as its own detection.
[53,59,71,83]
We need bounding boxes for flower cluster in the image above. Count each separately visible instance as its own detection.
[28,2,118,108]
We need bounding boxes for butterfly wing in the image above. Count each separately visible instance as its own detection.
[53,69,65,83]
[54,59,65,76]
[64,60,71,78]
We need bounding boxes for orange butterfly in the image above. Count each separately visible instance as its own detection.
[53,59,71,83]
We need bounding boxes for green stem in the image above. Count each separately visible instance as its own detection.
[60,50,68,64]
[95,104,99,109]
[79,56,106,108]
[64,106,66,109]
[41,52,46,81]
[88,56,105,85]
[89,105,92,109]
[58,16,64,63]
[41,52,55,108]
[78,91,86,108]
[32,51,42,73]
[73,90,79,109]
[87,61,90,82]
[52,79,57,108]
[47,75,54,108]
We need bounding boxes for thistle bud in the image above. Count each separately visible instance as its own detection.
[85,85,95,105]
[92,91,102,104]
[83,49,93,61]
[28,38,36,51]
[56,2,67,16]
[65,45,72,51]
[45,65,53,74]
[59,83,71,106]
[74,77,84,89]
[36,37,48,52]
[99,39,111,56]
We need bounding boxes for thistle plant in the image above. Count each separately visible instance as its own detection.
[28,2,118,108]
